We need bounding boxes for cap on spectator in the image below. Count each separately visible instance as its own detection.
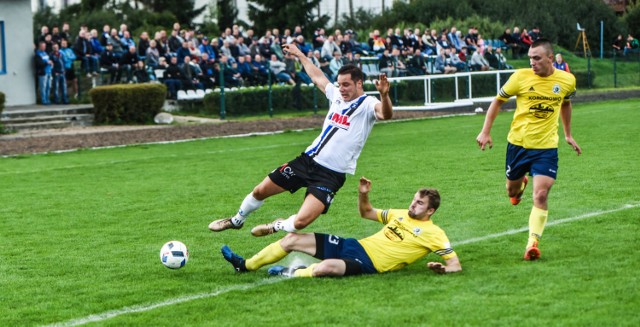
[203,36,208,41]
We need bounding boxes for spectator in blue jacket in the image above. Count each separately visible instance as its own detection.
[35,41,53,105]
[50,43,69,104]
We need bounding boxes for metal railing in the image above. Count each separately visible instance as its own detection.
[363,69,515,110]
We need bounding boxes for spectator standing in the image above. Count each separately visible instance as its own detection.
[59,39,78,98]
[50,43,69,104]
[35,41,53,105]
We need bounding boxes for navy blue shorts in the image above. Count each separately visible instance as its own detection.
[268,153,346,214]
[505,143,558,180]
[314,233,377,275]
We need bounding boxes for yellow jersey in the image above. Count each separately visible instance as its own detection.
[497,68,576,149]
[358,209,457,273]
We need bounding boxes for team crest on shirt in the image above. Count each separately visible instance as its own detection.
[552,84,561,94]
[413,227,422,236]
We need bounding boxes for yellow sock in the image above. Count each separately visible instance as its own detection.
[527,206,548,248]
[245,242,288,271]
[293,263,318,278]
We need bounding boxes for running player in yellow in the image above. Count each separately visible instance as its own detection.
[476,38,582,261]
[221,177,462,277]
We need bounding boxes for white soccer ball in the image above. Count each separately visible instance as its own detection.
[160,241,189,269]
[475,107,484,113]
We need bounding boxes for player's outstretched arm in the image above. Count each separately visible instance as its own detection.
[374,74,393,120]
[427,256,462,274]
[282,43,329,94]
[476,98,505,150]
[560,101,582,156]
[358,177,379,221]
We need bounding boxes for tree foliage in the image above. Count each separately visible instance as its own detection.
[217,0,238,32]
[368,0,625,55]
[624,1,640,38]
[136,0,207,25]
[246,0,330,37]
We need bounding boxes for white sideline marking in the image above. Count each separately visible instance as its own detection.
[43,278,287,327]
[44,203,639,326]
[454,203,640,246]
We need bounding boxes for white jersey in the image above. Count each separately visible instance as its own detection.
[304,83,380,174]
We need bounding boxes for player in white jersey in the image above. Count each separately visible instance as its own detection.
[209,42,393,236]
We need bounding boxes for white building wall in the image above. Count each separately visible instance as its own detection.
[1,0,36,106]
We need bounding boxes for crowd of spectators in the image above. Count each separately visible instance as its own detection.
[34,21,544,103]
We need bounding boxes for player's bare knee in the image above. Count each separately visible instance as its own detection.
[279,233,298,251]
[533,189,549,204]
[251,186,267,200]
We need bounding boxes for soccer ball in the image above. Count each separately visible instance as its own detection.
[160,241,189,269]
[474,107,484,113]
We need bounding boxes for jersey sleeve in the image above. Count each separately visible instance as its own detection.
[497,69,521,101]
[430,232,457,260]
[564,73,577,102]
[325,83,337,101]
[376,209,390,224]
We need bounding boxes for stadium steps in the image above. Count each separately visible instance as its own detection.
[1,105,94,132]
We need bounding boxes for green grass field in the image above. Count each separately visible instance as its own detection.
[1,99,639,326]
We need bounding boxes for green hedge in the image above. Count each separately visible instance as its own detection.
[202,85,330,116]
[89,84,166,124]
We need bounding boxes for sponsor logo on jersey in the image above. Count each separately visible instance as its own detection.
[330,112,351,129]
[384,225,404,242]
[529,103,555,119]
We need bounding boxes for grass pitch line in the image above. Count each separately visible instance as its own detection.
[45,202,639,326]
[43,278,287,327]
[454,203,640,246]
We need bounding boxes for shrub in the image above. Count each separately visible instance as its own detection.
[89,84,166,124]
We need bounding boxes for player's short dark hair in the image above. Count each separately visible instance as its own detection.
[337,64,364,83]
[531,38,554,55]
[418,188,441,211]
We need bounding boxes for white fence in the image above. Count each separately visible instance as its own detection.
[364,70,516,110]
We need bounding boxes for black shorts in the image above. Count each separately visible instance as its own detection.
[268,153,346,214]
[65,68,76,81]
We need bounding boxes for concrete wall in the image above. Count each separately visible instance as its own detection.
[0,0,36,106]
